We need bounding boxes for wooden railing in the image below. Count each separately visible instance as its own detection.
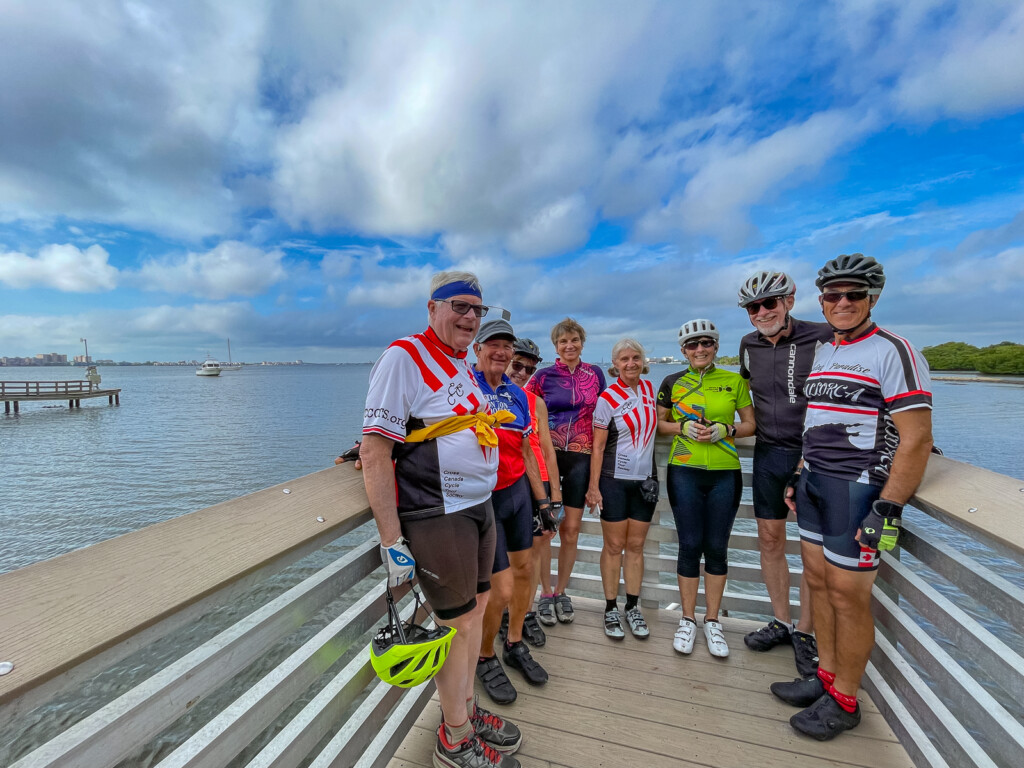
[0,440,1021,767]
[1,380,93,396]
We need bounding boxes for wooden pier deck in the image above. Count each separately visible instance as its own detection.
[1,380,121,412]
[392,598,912,768]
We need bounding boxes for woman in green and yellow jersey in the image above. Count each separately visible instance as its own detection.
[657,319,755,659]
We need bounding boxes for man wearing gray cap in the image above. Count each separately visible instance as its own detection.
[472,318,552,705]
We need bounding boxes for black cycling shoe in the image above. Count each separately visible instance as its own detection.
[476,656,517,705]
[744,619,792,651]
[502,641,548,685]
[497,609,509,645]
[522,611,546,647]
[790,692,861,740]
[792,631,819,678]
[770,675,825,708]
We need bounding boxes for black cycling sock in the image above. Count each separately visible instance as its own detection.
[605,598,618,611]
[625,593,639,611]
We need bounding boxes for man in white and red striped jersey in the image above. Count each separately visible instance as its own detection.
[770,254,933,742]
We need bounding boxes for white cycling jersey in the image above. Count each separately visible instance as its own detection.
[363,327,498,515]
[802,324,932,486]
[593,378,658,481]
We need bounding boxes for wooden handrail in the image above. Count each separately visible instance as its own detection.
[1,443,1020,729]
[0,464,370,707]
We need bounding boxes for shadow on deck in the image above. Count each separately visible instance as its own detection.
[391,598,912,768]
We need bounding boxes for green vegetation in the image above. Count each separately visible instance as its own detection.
[922,341,1024,375]
[717,355,740,365]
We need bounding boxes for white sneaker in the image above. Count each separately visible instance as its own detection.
[704,619,729,657]
[673,618,697,654]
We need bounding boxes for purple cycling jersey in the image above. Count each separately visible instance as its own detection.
[525,359,606,454]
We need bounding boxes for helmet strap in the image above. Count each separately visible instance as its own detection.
[830,314,872,340]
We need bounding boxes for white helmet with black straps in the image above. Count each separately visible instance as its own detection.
[737,270,795,307]
[678,319,719,345]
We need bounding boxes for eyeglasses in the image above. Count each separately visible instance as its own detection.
[821,289,869,304]
[438,299,489,317]
[745,296,780,314]
[510,361,537,375]
[683,339,716,351]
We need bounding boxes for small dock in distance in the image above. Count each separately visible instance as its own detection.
[1,380,121,413]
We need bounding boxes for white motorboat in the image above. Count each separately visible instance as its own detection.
[196,358,221,377]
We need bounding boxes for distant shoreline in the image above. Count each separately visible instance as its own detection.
[933,375,1024,385]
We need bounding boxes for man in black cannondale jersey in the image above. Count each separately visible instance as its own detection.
[737,271,832,677]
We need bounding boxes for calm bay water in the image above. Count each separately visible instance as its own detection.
[2,362,1022,575]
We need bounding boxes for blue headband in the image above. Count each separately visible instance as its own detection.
[431,280,482,301]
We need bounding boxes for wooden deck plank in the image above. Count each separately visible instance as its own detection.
[391,598,913,768]
[0,464,369,705]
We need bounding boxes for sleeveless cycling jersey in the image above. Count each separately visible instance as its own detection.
[802,324,932,486]
[657,365,752,471]
[525,359,606,453]
[739,318,833,449]
[525,390,549,483]
[472,369,533,491]
[363,327,498,515]
[593,378,658,480]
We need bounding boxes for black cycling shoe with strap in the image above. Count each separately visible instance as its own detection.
[743,618,792,651]
[770,675,825,707]
[476,656,517,704]
[790,692,861,741]
[792,631,819,678]
[502,641,548,685]
[521,611,546,647]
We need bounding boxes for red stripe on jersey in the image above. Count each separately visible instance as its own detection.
[886,389,931,402]
[600,390,620,408]
[466,392,481,412]
[452,403,469,416]
[622,410,639,446]
[391,340,443,392]
[807,371,880,386]
[839,327,879,345]
[414,333,459,378]
[807,403,879,416]
[363,425,406,443]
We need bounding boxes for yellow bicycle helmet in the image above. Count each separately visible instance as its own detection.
[370,585,456,688]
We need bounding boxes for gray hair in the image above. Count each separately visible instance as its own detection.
[607,337,650,377]
[430,270,482,296]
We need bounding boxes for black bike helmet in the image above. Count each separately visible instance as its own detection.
[512,337,542,362]
[815,253,885,292]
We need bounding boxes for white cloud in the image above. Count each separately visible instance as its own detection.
[0,243,118,291]
[639,109,879,248]
[134,241,286,299]
[895,3,1024,118]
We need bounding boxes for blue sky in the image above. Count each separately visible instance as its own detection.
[1,0,1023,363]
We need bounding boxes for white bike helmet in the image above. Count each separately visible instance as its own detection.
[737,271,795,307]
[678,319,719,345]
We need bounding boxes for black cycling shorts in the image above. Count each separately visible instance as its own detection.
[401,500,496,620]
[556,450,591,509]
[491,475,534,573]
[796,470,882,572]
[598,476,656,523]
[752,442,803,520]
